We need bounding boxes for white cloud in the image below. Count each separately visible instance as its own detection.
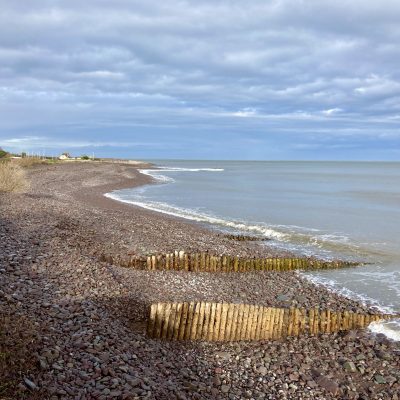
[0,1,399,159]
[322,108,343,116]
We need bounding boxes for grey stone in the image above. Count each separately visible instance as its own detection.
[343,361,357,372]
[257,366,268,376]
[316,376,340,395]
[23,378,38,391]
[215,352,231,361]
[374,374,386,384]
[221,385,231,393]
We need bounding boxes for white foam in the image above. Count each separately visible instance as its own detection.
[300,272,397,315]
[138,167,224,183]
[369,320,400,342]
[103,193,286,240]
[138,169,175,183]
[158,167,224,172]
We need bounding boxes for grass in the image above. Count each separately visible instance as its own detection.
[16,157,47,168]
[0,161,28,193]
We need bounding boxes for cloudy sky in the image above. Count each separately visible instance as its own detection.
[1,0,400,160]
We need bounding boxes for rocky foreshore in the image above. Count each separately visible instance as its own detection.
[1,162,399,399]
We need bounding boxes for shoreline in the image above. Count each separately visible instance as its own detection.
[1,161,399,399]
[98,164,396,316]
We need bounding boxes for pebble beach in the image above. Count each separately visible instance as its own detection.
[1,161,399,399]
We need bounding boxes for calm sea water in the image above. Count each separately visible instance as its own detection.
[106,161,400,340]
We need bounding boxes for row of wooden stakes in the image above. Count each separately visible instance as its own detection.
[147,302,395,342]
[219,234,271,242]
[100,251,360,272]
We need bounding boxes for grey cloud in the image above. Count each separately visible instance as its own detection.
[0,0,399,158]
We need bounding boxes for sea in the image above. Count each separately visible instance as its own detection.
[105,160,400,340]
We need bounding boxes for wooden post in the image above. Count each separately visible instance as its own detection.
[207,303,217,341]
[195,302,206,340]
[280,308,288,338]
[184,253,189,271]
[250,305,259,340]
[179,251,185,271]
[233,257,239,272]
[260,307,268,340]
[190,303,200,340]
[292,308,299,337]
[219,303,229,341]
[154,303,165,339]
[240,305,249,340]
[269,307,276,339]
[343,311,349,331]
[213,303,223,341]
[225,304,235,341]
[178,303,189,340]
[359,313,365,329]
[161,303,172,339]
[255,306,265,340]
[298,308,306,335]
[276,308,284,339]
[308,308,314,335]
[183,302,195,340]
[222,256,226,272]
[173,303,183,340]
[226,255,232,272]
[205,253,210,272]
[330,311,336,332]
[246,304,254,339]
[265,307,273,339]
[314,308,320,335]
[201,303,211,340]
[320,310,326,334]
[273,307,281,339]
[166,303,177,339]
[234,304,245,341]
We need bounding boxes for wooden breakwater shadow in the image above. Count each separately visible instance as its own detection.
[100,250,361,272]
[147,302,398,342]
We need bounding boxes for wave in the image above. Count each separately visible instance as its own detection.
[139,167,224,183]
[157,167,225,172]
[300,273,400,341]
[300,272,396,314]
[104,191,375,259]
[103,193,286,239]
[139,169,175,183]
[369,320,400,341]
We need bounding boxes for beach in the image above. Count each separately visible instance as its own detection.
[1,161,399,399]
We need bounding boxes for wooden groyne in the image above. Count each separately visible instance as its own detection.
[147,302,395,342]
[219,234,271,242]
[100,251,360,272]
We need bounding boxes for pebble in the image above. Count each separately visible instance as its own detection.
[1,163,399,400]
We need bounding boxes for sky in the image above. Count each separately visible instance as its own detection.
[0,0,400,161]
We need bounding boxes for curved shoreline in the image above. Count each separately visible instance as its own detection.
[1,161,399,399]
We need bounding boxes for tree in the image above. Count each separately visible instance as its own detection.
[0,148,9,159]
[81,154,90,160]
